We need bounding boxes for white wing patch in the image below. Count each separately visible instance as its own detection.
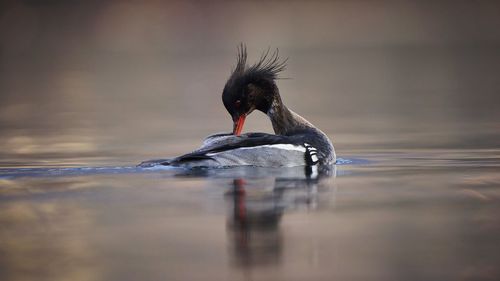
[311,154,319,162]
[206,144,306,157]
[235,144,307,153]
[304,143,320,165]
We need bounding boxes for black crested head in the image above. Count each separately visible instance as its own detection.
[222,44,288,134]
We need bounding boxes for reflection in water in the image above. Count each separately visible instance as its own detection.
[1,158,500,280]
[224,165,336,269]
[0,165,336,281]
[227,178,285,268]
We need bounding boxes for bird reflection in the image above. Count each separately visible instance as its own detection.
[226,178,284,267]
[224,165,336,268]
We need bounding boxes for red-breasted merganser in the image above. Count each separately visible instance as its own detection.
[139,45,335,168]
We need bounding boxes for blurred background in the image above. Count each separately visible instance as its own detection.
[2,2,500,281]
[1,0,499,167]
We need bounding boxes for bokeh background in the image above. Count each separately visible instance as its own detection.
[2,2,500,281]
[1,0,499,167]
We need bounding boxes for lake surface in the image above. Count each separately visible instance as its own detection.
[1,149,499,281]
[2,1,500,280]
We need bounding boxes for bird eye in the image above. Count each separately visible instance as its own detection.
[235,100,241,107]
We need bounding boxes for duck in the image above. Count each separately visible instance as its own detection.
[139,45,335,169]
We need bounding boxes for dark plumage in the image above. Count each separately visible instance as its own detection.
[223,45,288,121]
[234,44,288,81]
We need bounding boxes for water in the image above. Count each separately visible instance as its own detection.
[2,1,500,280]
[1,151,499,280]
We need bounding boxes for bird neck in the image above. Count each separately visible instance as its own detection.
[266,95,315,135]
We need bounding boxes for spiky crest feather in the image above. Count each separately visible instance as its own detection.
[229,44,288,84]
